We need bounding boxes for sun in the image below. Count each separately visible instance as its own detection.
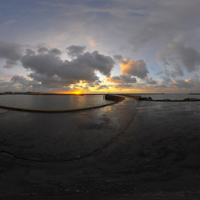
[74,90,82,95]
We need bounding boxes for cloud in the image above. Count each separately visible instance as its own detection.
[66,45,86,58]
[0,75,39,92]
[21,46,115,90]
[11,75,39,87]
[49,48,61,55]
[0,42,115,91]
[3,60,18,69]
[171,78,195,88]
[108,75,137,83]
[157,40,200,77]
[0,40,22,68]
[146,77,157,84]
[161,76,172,84]
[120,58,149,79]
[37,47,62,55]
[113,54,123,62]
[0,75,75,92]
[128,0,200,50]
[115,83,134,89]
[155,71,163,76]
[37,47,49,54]
[96,84,109,90]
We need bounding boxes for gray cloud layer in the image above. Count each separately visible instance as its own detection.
[157,40,200,77]
[20,48,115,90]
[0,42,116,91]
[66,45,86,58]
[0,40,22,68]
[109,75,137,83]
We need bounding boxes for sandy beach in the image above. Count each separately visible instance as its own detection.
[1,97,200,199]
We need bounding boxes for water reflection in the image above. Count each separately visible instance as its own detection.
[0,95,113,110]
[184,103,192,111]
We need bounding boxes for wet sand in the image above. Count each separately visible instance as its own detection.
[0,97,200,199]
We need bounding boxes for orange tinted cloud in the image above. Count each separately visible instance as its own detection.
[120,58,148,79]
[185,78,191,82]
[89,38,99,47]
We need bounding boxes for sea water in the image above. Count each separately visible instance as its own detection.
[131,93,200,100]
[0,95,112,110]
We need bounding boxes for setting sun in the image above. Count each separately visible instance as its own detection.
[74,90,82,95]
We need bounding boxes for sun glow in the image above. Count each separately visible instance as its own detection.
[55,90,82,94]
[185,78,191,83]
[74,90,82,94]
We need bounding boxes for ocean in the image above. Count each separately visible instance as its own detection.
[0,94,112,110]
[130,93,200,100]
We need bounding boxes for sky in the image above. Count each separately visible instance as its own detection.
[1,0,200,93]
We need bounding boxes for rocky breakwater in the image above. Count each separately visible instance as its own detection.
[105,94,125,102]
[153,98,200,102]
[122,95,141,100]
[124,95,153,101]
[124,95,200,102]
[183,98,200,101]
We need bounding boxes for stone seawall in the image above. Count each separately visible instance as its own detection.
[122,95,141,100]
[105,94,125,101]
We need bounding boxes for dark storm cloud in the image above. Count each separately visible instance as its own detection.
[0,40,22,68]
[66,45,86,58]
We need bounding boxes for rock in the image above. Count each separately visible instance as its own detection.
[184,98,190,101]
[146,97,152,101]
[139,97,146,100]
[139,97,152,101]
[191,98,199,101]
